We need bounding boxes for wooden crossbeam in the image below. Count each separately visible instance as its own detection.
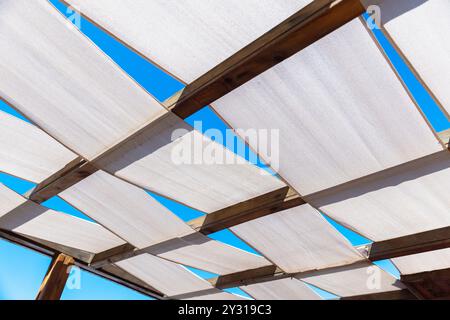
[36,253,74,300]
[167,0,367,118]
[187,187,304,234]
[90,187,304,268]
[368,226,450,261]
[401,267,450,300]
[204,226,450,291]
[25,159,97,204]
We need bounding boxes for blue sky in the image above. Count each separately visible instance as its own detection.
[0,1,449,300]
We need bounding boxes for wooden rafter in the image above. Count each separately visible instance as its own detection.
[90,187,303,268]
[166,0,368,118]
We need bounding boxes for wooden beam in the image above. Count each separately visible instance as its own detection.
[368,226,450,261]
[209,265,285,290]
[90,187,304,268]
[167,0,367,118]
[341,289,417,300]
[25,160,98,204]
[208,261,368,290]
[188,187,304,234]
[36,253,74,300]
[401,267,450,300]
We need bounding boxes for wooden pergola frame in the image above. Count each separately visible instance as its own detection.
[1,0,449,300]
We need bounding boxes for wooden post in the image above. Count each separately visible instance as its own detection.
[36,253,74,300]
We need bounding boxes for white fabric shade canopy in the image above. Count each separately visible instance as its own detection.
[96,112,285,213]
[306,151,450,241]
[212,18,442,196]
[241,278,322,300]
[0,0,449,301]
[0,110,77,183]
[0,184,125,254]
[116,253,215,297]
[379,0,450,118]
[392,248,450,275]
[60,170,196,249]
[299,262,404,297]
[231,204,364,273]
[0,0,167,160]
[64,0,313,82]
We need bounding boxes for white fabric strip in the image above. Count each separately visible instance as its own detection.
[306,151,450,241]
[0,110,77,183]
[116,253,213,297]
[212,18,442,195]
[97,112,285,213]
[299,262,404,297]
[0,0,166,160]
[231,204,364,273]
[241,278,322,300]
[184,290,246,300]
[64,0,312,82]
[148,233,272,276]
[379,0,450,118]
[60,170,195,249]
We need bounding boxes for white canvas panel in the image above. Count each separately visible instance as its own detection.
[0,111,77,183]
[185,290,246,300]
[116,254,212,297]
[380,0,450,117]
[392,248,450,275]
[306,151,450,241]
[242,278,321,300]
[230,204,364,273]
[97,113,285,213]
[212,18,442,195]
[299,262,404,297]
[0,0,166,160]
[149,233,271,275]
[0,184,27,217]
[64,0,312,82]
[3,202,126,253]
[60,170,195,248]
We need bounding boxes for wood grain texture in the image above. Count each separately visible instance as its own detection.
[187,186,304,234]
[0,229,164,299]
[369,227,450,261]
[401,267,450,300]
[36,253,74,300]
